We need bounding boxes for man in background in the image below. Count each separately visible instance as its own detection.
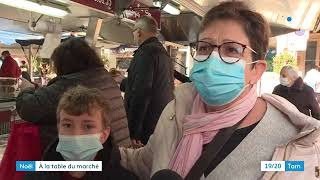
[0,51,21,78]
[123,16,174,145]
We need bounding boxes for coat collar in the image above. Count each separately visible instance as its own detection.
[48,67,106,86]
[133,37,159,55]
[290,77,304,90]
[139,37,159,48]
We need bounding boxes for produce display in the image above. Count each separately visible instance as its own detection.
[0,78,19,99]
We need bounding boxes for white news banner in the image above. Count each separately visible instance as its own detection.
[16,161,102,172]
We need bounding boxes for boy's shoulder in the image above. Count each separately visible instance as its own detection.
[106,146,140,180]
[24,171,62,180]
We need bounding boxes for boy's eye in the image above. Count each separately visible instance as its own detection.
[84,124,95,129]
[62,123,71,128]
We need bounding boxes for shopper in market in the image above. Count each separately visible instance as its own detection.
[16,38,131,151]
[110,68,125,85]
[24,86,138,180]
[120,2,320,180]
[0,50,21,78]
[123,15,174,146]
[273,65,320,119]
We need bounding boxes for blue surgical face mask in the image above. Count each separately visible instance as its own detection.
[56,134,103,161]
[190,52,255,106]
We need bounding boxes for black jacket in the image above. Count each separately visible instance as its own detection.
[273,77,320,119]
[124,37,174,144]
[24,138,139,180]
[16,67,131,149]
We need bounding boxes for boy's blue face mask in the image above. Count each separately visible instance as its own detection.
[190,52,257,106]
[56,134,103,161]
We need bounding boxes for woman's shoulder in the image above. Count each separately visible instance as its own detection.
[61,67,109,79]
[24,172,61,180]
[258,102,299,138]
[262,94,320,130]
[272,84,282,94]
[303,83,316,93]
[159,82,195,122]
[51,68,116,90]
[45,75,72,90]
[152,83,195,140]
[174,82,196,101]
[108,161,140,180]
[273,84,281,90]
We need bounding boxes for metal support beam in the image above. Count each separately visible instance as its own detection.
[28,45,33,80]
[85,17,103,47]
[174,0,206,17]
[298,0,312,28]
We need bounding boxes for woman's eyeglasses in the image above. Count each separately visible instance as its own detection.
[190,41,257,64]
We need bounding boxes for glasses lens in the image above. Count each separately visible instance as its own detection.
[220,42,244,63]
[190,41,213,62]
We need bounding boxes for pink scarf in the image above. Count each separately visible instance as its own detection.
[169,86,257,178]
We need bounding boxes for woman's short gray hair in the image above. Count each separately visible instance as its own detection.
[281,65,299,80]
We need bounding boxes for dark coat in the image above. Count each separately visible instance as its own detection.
[24,138,139,180]
[124,37,174,144]
[273,77,320,119]
[16,67,131,150]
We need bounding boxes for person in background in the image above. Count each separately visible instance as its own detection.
[0,50,21,78]
[120,77,127,92]
[123,15,174,145]
[110,68,125,85]
[20,60,28,72]
[16,38,131,151]
[24,86,138,180]
[304,67,320,91]
[0,56,3,68]
[120,2,320,180]
[273,65,320,119]
[20,71,40,89]
[18,61,39,89]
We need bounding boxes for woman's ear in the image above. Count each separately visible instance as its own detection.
[138,29,143,39]
[100,127,110,144]
[249,60,267,84]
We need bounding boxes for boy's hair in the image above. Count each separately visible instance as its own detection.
[57,86,111,128]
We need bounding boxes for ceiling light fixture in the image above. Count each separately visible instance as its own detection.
[0,0,70,18]
[153,0,162,8]
[163,3,180,15]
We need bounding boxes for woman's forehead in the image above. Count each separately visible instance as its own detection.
[199,20,250,46]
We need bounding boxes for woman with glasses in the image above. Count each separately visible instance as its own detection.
[120,1,320,180]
